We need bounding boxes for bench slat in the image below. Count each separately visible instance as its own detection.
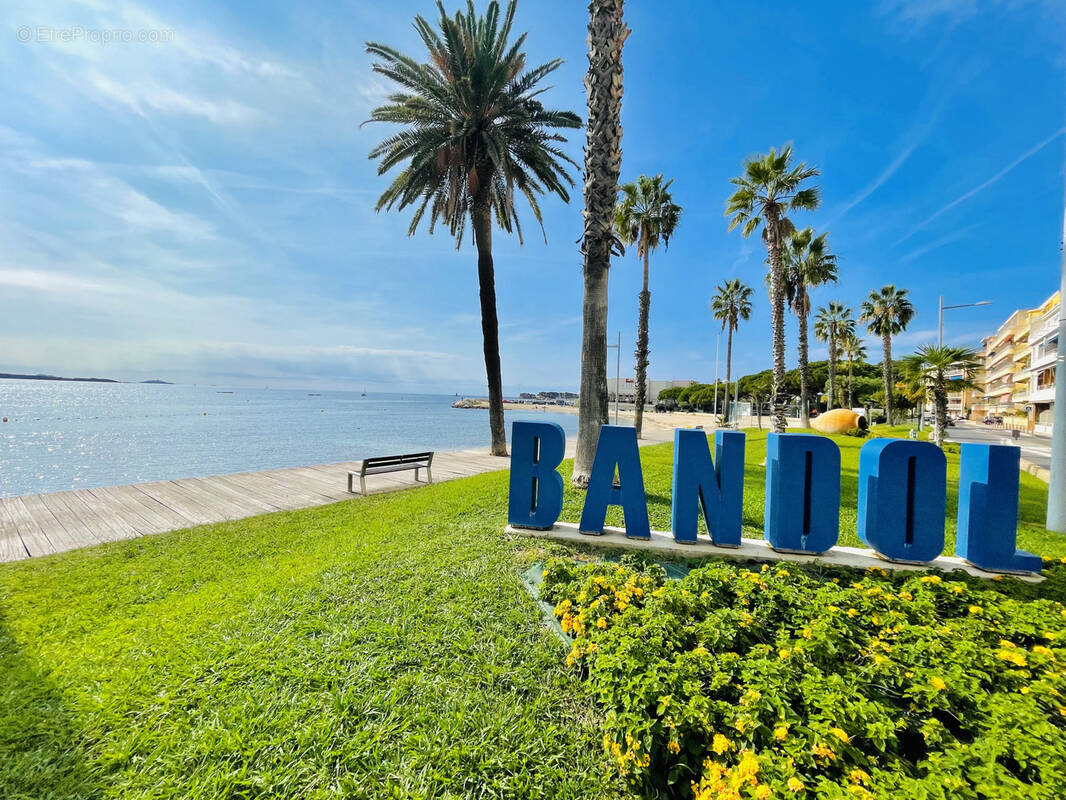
[364,463,429,476]
[361,452,433,470]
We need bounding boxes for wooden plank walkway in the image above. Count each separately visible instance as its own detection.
[0,430,672,563]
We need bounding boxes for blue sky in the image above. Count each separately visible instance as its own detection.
[1,0,1063,393]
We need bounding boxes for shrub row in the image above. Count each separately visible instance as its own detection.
[542,557,1066,798]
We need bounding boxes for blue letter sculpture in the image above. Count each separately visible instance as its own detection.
[857,439,946,563]
[956,443,1040,574]
[670,429,745,546]
[579,425,650,539]
[508,421,565,530]
[764,433,841,554]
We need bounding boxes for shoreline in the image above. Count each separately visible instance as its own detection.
[498,400,722,432]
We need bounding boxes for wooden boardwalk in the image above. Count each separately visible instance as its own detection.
[0,430,670,563]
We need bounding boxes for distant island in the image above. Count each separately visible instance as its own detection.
[0,373,173,385]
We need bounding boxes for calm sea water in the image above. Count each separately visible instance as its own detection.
[0,380,578,498]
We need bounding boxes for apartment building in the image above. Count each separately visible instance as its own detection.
[970,291,1059,434]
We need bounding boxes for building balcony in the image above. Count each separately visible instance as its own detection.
[1031,386,1057,403]
[1029,315,1061,345]
[1030,386,1057,404]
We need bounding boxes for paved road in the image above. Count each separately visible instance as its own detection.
[946,421,1051,471]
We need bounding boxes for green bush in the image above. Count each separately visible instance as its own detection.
[543,557,1066,798]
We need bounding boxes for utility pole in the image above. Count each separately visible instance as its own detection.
[713,333,720,417]
[607,330,621,425]
[1048,202,1066,533]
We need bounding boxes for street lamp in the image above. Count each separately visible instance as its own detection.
[606,330,621,425]
[938,296,993,347]
[1048,205,1066,533]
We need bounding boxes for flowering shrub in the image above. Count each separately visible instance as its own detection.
[542,557,1066,798]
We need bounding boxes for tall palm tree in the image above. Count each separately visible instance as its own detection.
[839,331,867,409]
[813,302,854,411]
[366,0,580,456]
[710,279,754,425]
[860,285,915,425]
[783,227,838,426]
[901,345,980,447]
[573,0,629,487]
[614,174,682,439]
[726,146,820,433]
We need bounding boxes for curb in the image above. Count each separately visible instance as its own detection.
[1020,458,1050,483]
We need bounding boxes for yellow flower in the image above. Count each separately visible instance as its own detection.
[920,575,942,584]
[787,776,805,792]
[712,733,732,754]
[968,605,982,614]
[930,676,947,691]
[997,649,1028,667]
[830,727,850,743]
[1020,686,1031,695]
[773,725,789,741]
[1033,645,1054,657]
[779,648,791,660]
[847,608,860,618]
[597,617,607,629]
[756,786,772,800]
[899,591,913,601]
[873,653,888,666]
[812,742,835,759]
[667,740,681,754]
[848,768,870,785]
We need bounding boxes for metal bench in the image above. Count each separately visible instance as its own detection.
[347,451,434,494]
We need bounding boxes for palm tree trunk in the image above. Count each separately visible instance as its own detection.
[797,288,810,427]
[847,358,854,409]
[723,323,733,425]
[633,247,650,439]
[934,371,948,448]
[827,334,836,410]
[881,330,893,425]
[573,0,629,487]
[764,210,787,433]
[471,197,507,456]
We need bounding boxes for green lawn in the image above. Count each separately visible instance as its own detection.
[0,430,1059,799]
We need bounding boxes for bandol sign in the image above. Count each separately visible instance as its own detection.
[506,421,1041,577]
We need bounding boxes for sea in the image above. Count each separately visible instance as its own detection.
[0,380,578,498]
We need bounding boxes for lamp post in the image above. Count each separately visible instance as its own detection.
[1048,205,1066,533]
[927,297,993,430]
[713,334,720,417]
[938,296,993,348]
[607,330,621,425]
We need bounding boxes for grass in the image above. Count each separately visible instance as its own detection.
[0,429,1059,798]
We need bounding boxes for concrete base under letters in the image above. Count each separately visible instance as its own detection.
[506,521,1043,583]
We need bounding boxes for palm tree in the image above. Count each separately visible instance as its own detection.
[813,302,854,411]
[726,146,820,433]
[860,285,915,425]
[783,227,838,426]
[839,331,867,409]
[614,174,682,439]
[366,0,580,457]
[901,345,980,447]
[710,279,754,426]
[573,0,628,487]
